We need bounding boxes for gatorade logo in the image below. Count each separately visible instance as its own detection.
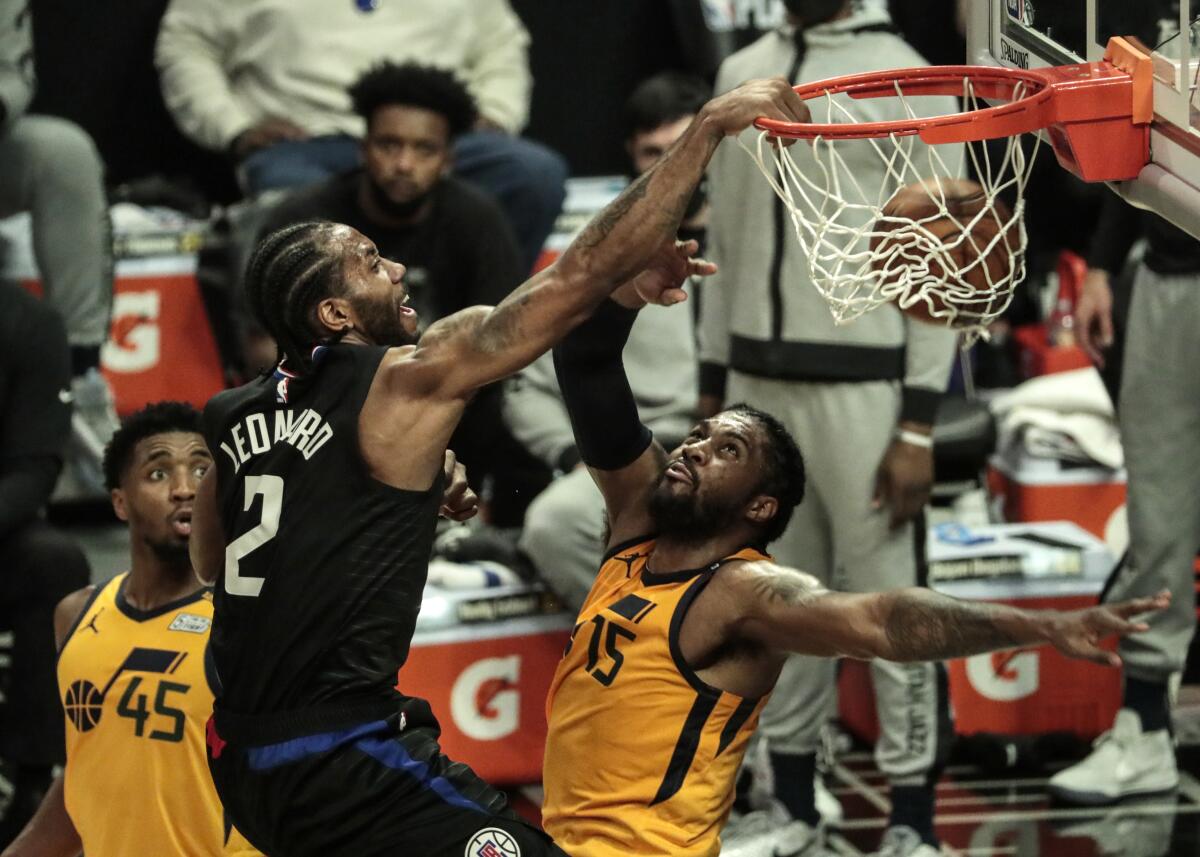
[450,656,521,740]
[965,650,1039,701]
[103,290,161,373]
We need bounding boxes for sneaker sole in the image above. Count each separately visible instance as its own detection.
[1047,781,1179,806]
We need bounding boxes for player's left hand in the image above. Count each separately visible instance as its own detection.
[616,238,717,308]
[439,450,479,521]
[872,425,933,529]
[1044,591,1170,666]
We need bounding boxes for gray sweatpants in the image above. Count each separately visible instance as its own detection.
[0,115,112,348]
[1108,265,1200,682]
[728,373,942,783]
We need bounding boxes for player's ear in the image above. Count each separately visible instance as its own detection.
[111,488,129,522]
[315,297,355,336]
[744,495,778,526]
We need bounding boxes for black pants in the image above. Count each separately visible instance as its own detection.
[0,521,90,766]
[209,712,567,857]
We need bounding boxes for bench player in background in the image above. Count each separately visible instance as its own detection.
[537,273,1171,857]
[2,403,259,857]
[189,79,809,855]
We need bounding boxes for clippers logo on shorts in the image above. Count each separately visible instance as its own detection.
[465,828,520,857]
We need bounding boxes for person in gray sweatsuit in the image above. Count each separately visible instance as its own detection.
[699,3,960,855]
[0,0,115,454]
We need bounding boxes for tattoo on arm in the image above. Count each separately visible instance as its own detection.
[474,291,533,354]
[883,591,1021,661]
[574,171,652,251]
[749,566,823,607]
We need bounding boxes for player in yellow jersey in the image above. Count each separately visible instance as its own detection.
[2,402,259,857]
[540,275,1171,857]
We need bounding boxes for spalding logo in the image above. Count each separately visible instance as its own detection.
[965,650,1038,701]
[451,656,521,740]
[465,827,520,857]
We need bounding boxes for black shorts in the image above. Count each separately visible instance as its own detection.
[208,708,566,857]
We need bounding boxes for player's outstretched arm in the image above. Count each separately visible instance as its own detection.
[718,561,1170,665]
[399,78,807,401]
[0,775,82,857]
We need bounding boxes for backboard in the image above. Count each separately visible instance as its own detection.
[967,0,1200,238]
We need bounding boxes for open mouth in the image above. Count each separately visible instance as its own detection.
[399,294,416,317]
[665,460,694,486]
[170,510,193,538]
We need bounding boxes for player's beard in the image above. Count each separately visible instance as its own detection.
[367,176,433,222]
[147,535,191,571]
[647,472,746,543]
[350,291,420,347]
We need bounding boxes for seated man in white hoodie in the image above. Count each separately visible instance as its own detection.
[155,0,566,273]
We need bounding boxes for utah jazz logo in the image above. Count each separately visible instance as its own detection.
[464,828,520,857]
[63,647,190,741]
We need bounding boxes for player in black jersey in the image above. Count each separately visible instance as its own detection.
[189,79,810,856]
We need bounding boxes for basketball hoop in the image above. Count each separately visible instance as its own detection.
[743,38,1152,339]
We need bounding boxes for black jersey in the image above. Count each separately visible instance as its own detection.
[202,344,443,744]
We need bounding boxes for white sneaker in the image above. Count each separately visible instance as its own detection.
[721,798,825,856]
[1048,709,1178,805]
[872,825,942,857]
[814,775,843,827]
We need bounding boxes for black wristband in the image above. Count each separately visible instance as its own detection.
[554,299,653,471]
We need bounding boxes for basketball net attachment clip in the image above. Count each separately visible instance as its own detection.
[743,41,1150,340]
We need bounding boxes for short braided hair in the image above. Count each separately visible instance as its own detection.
[245,221,345,372]
[724,403,807,545]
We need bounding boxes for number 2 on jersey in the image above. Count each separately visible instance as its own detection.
[225,475,283,597]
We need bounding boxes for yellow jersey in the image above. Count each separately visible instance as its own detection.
[57,573,259,856]
[543,539,770,857]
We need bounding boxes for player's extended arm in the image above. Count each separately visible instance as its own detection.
[722,561,1170,665]
[400,78,807,401]
[0,775,82,857]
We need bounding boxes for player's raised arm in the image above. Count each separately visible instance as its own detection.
[402,78,807,400]
[549,250,714,548]
[716,560,1171,665]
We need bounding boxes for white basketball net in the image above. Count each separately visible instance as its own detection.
[739,79,1041,341]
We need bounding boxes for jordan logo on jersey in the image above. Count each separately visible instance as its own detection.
[63,647,190,741]
[81,608,103,635]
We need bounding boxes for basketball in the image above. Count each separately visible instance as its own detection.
[869,178,1017,327]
